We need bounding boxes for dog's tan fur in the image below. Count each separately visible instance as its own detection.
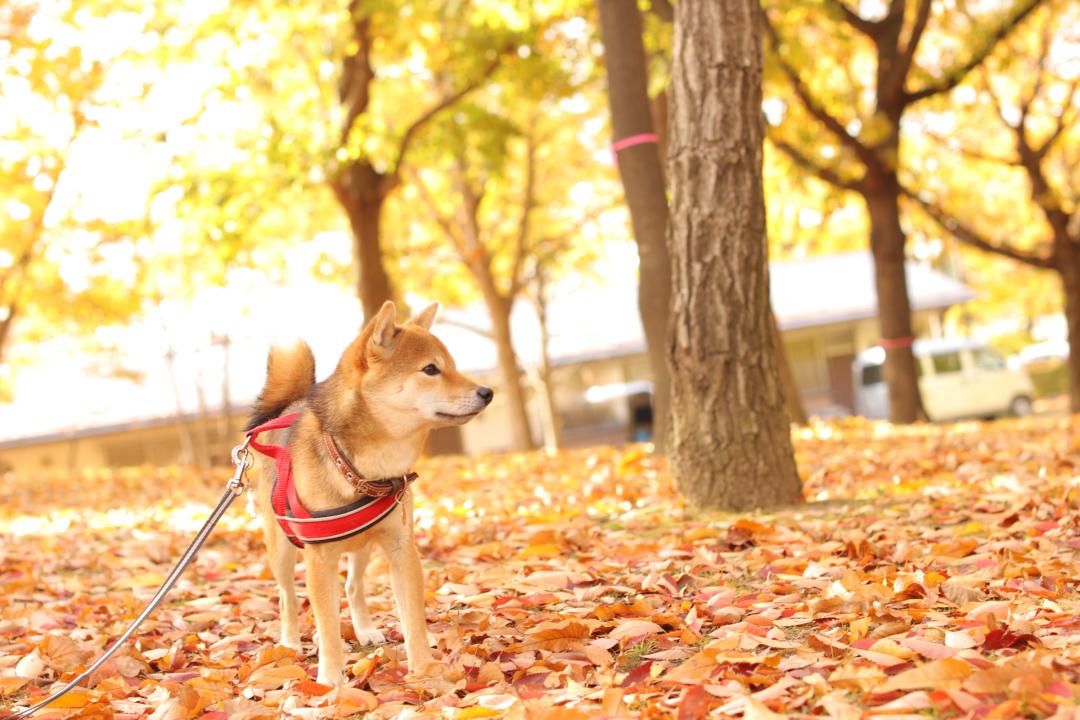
[247,301,491,685]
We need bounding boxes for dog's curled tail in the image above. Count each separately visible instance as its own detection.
[245,341,316,431]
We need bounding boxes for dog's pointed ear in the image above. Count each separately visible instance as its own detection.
[408,302,439,331]
[368,301,399,351]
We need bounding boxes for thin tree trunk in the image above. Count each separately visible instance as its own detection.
[650,90,669,189]
[596,0,673,451]
[1056,240,1080,413]
[771,312,807,425]
[489,297,535,452]
[667,0,802,511]
[865,181,926,423]
[530,281,562,451]
[0,305,17,369]
[333,164,397,321]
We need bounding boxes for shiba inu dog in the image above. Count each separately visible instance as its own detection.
[245,301,493,685]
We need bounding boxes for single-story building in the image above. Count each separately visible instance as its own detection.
[0,251,972,473]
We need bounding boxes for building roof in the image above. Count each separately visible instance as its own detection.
[0,250,973,449]
[770,251,975,331]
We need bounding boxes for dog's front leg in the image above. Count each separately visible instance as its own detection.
[304,547,346,686]
[378,532,436,675]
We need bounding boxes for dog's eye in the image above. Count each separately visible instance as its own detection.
[421,364,441,376]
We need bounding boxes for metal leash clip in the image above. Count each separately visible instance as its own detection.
[228,438,252,495]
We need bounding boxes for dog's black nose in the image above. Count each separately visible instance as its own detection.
[476,386,494,405]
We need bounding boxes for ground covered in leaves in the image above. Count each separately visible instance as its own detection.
[2,416,1080,719]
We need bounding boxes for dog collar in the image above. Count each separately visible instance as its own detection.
[321,432,418,497]
[247,413,418,547]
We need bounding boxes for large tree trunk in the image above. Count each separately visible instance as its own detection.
[596,0,673,450]
[489,297,535,452]
[333,164,397,321]
[667,0,802,511]
[1056,239,1080,413]
[864,178,926,423]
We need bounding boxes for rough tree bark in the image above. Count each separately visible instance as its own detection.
[667,0,803,511]
[765,0,1043,423]
[596,0,673,449]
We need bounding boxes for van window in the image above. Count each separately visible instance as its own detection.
[931,352,963,375]
[974,348,1006,370]
[861,364,883,386]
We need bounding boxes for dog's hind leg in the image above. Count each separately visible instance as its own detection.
[305,546,346,686]
[263,520,301,651]
[345,545,385,646]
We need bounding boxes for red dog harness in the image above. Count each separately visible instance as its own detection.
[247,413,417,548]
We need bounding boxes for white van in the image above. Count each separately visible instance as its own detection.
[853,338,1035,421]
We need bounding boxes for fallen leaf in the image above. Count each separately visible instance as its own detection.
[877,658,972,693]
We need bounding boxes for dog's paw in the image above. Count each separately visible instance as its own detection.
[408,658,442,678]
[354,627,386,646]
[316,667,345,687]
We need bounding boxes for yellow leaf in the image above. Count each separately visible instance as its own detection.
[956,521,984,536]
[113,572,166,590]
[849,617,871,643]
[829,663,885,691]
[867,638,916,660]
[518,543,562,558]
[452,708,501,719]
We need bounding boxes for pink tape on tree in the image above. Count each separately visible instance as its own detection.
[611,133,659,165]
[879,336,915,350]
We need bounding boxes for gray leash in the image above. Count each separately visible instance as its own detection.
[5,440,252,719]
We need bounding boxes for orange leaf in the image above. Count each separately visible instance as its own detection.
[336,687,378,715]
[877,658,972,693]
[0,678,29,698]
[592,598,653,621]
[245,663,307,690]
[39,634,85,674]
[515,619,596,651]
[45,689,94,709]
[295,679,333,696]
[608,620,664,641]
